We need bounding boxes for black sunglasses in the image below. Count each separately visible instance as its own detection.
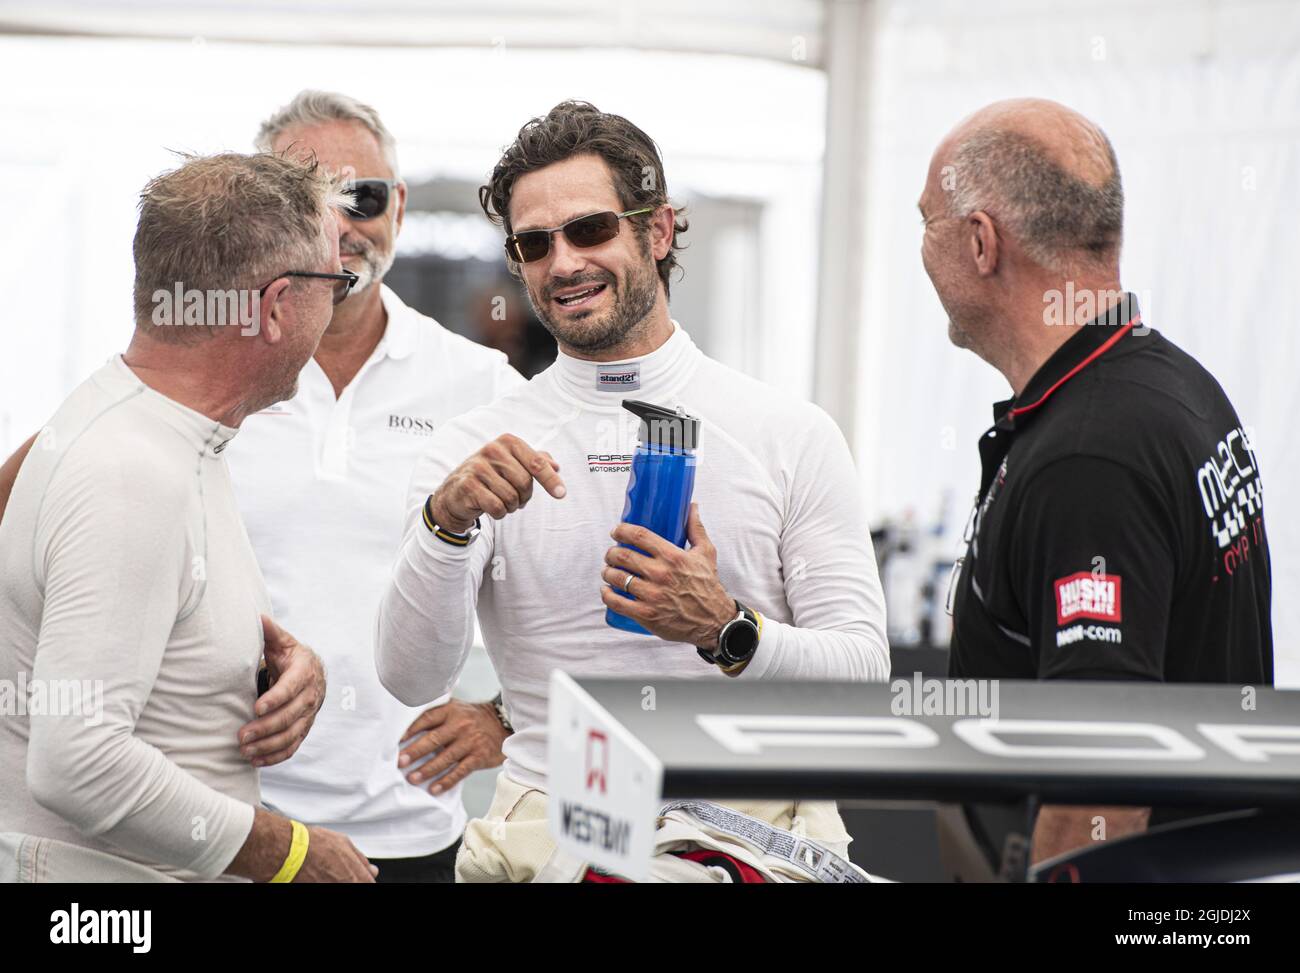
[505,207,654,264]
[344,178,398,221]
[256,270,359,306]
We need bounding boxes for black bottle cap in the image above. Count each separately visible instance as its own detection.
[622,399,701,451]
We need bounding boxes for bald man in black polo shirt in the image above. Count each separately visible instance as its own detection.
[918,98,1272,866]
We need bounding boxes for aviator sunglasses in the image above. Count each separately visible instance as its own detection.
[505,207,654,264]
[344,178,399,221]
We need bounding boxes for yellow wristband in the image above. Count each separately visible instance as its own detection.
[270,819,309,884]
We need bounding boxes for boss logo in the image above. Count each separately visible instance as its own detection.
[388,414,438,435]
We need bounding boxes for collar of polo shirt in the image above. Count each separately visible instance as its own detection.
[377,285,418,361]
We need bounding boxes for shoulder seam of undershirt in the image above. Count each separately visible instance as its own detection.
[34,386,207,617]
[32,385,147,589]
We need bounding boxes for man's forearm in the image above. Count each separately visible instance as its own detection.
[1031,804,1151,865]
[375,522,485,706]
[741,620,890,682]
[225,807,293,882]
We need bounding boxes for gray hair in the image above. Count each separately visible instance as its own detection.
[255,89,400,177]
[132,152,351,341]
[948,128,1124,273]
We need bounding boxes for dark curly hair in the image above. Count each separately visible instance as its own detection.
[479,100,689,298]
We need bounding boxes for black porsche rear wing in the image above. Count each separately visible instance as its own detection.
[545,674,1300,879]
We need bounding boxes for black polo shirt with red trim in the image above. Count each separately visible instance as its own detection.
[948,293,1273,685]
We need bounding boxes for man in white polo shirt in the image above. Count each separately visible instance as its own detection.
[376,101,890,882]
[226,91,526,882]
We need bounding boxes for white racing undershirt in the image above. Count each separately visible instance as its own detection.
[376,321,889,793]
[0,356,266,881]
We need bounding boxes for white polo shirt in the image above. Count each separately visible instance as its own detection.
[225,285,526,858]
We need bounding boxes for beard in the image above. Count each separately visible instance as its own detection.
[267,372,300,410]
[246,363,300,417]
[944,298,1001,366]
[527,255,659,355]
[339,229,395,295]
[923,252,979,353]
[254,296,333,413]
[947,316,971,349]
[258,331,316,410]
[933,282,984,354]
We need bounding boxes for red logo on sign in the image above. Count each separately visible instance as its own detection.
[1054,572,1122,625]
[585,730,608,794]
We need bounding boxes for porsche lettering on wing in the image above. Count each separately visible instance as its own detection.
[695,714,1300,763]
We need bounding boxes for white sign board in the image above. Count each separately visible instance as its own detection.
[547,671,663,881]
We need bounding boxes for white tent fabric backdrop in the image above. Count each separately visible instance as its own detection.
[0,0,828,65]
[0,0,1293,682]
[851,0,1300,684]
[0,36,824,452]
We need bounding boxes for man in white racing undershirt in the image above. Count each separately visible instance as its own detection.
[0,152,374,882]
[375,101,890,882]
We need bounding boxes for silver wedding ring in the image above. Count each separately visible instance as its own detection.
[624,573,636,594]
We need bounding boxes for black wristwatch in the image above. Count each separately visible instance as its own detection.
[697,600,761,671]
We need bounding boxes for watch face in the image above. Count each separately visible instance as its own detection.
[721,619,759,665]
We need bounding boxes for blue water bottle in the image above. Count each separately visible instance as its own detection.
[605,399,702,635]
